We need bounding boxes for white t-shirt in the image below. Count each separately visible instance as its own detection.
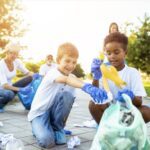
[0,59,29,88]
[28,67,76,121]
[39,63,56,76]
[99,65,147,100]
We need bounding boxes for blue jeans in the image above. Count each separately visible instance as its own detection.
[0,76,32,109]
[31,91,75,148]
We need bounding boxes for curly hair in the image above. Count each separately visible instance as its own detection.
[104,32,128,50]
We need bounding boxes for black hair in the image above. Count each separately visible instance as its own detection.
[104,32,128,50]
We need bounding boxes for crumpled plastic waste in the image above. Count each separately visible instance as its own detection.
[67,136,80,149]
[0,133,24,150]
[119,109,134,126]
[0,122,3,127]
[74,119,98,128]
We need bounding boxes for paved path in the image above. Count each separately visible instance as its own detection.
[0,89,150,150]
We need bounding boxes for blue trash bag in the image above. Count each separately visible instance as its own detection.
[90,94,150,150]
[17,75,42,110]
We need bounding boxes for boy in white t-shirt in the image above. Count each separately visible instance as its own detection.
[39,54,56,76]
[89,32,150,124]
[28,42,110,148]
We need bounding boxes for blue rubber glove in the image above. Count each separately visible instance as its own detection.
[91,58,102,80]
[32,73,41,80]
[116,89,135,103]
[19,86,32,95]
[82,83,108,104]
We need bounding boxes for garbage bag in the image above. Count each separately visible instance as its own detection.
[17,75,42,110]
[90,94,150,150]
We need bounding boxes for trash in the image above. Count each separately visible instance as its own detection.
[0,122,3,127]
[6,138,24,150]
[67,136,80,149]
[73,119,98,128]
[90,94,150,150]
[0,133,24,150]
[83,119,98,128]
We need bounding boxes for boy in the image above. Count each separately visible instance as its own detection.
[28,42,109,148]
[89,32,150,124]
[39,54,56,76]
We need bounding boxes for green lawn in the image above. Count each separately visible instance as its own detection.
[144,81,150,97]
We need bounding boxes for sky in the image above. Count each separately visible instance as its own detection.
[20,0,150,73]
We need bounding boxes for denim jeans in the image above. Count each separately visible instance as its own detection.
[31,91,75,148]
[0,76,32,109]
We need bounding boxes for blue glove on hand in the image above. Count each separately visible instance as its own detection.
[33,73,41,80]
[116,89,135,103]
[91,58,102,80]
[82,83,108,104]
[19,86,32,95]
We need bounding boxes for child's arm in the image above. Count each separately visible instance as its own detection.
[55,75,110,104]
[116,89,142,107]
[132,96,142,107]
[55,75,84,88]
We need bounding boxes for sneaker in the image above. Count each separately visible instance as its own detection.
[64,129,72,135]
[55,129,66,145]
[0,108,4,113]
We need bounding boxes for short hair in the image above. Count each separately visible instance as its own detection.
[46,54,53,60]
[4,42,21,53]
[109,22,119,33]
[56,42,79,62]
[104,32,128,50]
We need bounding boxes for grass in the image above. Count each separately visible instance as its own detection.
[144,81,150,97]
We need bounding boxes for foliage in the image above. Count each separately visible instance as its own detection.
[143,81,150,97]
[72,64,85,78]
[0,0,26,50]
[126,14,150,74]
[16,60,42,77]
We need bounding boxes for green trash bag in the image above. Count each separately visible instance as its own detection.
[90,94,150,150]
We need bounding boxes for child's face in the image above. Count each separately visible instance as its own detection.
[58,54,77,75]
[110,24,118,33]
[105,42,126,71]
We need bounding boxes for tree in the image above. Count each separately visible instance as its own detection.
[0,0,25,50]
[127,14,150,74]
[72,64,85,78]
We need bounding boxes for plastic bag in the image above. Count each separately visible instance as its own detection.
[17,75,42,110]
[90,94,150,150]
[0,133,24,150]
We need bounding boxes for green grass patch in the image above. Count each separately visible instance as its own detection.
[143,81,150,97]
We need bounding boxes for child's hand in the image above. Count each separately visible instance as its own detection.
[91,58,102,80]
[82,83,108,104]
[116,89,134,103]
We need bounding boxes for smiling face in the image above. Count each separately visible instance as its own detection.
[105,42,126,71]
[6,51,19,61]
[57,54,77,75]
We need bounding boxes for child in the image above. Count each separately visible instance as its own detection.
[89,32,150,124]
[28,42,109,148]
[109,22,119,34]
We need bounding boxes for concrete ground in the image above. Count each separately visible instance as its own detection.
[0,89,150,150]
